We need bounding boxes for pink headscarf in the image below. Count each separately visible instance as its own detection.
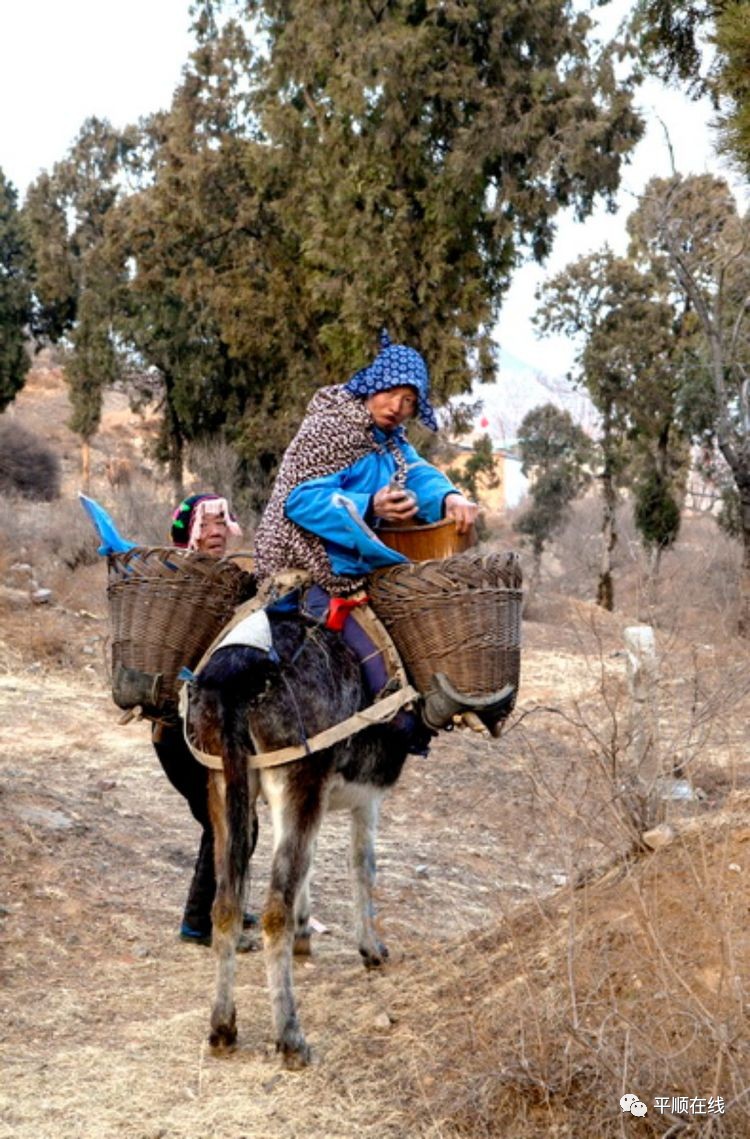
[171,493,242,550]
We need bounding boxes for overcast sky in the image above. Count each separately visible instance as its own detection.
[1,1,192,195]
[494,80,722,383]
[2,2,746,433]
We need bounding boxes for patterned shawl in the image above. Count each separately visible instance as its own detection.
[254,385,407,595]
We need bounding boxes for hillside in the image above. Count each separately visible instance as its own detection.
[1,364,749,1138]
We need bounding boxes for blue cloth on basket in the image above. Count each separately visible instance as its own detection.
[78,493,136,556]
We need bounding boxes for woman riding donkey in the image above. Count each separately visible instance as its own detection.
[253,329,478,747]
[186,332,516,1063]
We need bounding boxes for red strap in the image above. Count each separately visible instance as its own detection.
[326,594,369,632]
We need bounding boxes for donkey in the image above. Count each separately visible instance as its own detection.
[185,610,417,1068]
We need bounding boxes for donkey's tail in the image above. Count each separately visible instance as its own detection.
[199,645,273,903]
[222,696,253,902]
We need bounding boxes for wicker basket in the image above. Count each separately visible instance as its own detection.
[378,517,477,561]
[367,550,522,700]
[107,547,255,718]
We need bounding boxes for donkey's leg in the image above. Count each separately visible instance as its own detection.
[262,769,324,1068]
[293,835,316,957]
[350,792,389,967]
[208,766,259,1052]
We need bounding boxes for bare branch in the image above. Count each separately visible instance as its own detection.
[655,113,677,177]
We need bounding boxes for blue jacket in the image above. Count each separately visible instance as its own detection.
[285,429,457,577]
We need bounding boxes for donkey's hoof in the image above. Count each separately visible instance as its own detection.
[209,1009,238,1053]
[209,1026,238,1054]
[360,942,389,969]
[293,932,312,957]
[278,1035,311,1069]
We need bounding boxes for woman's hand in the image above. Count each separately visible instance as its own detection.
[444,492,478,535]
[372,484,419,524]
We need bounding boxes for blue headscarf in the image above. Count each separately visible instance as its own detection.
[344,329,438,432]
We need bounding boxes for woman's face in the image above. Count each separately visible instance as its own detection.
[195,513,228,558]
[366,385,418,430]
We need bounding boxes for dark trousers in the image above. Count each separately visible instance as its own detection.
[302,584,430,754]
[152,721,216,933]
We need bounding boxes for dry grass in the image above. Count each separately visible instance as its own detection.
[395,806,750,1137]
[530,494,743,645]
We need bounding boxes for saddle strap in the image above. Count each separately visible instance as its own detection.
[182,683,419,771]
[179,567,415,770]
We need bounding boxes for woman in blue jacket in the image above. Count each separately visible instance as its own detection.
[255,330,476,593]
[254,332,477,751]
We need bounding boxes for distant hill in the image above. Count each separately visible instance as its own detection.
[450,349,597,448]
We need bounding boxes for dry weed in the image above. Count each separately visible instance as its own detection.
[398,814,750,1138]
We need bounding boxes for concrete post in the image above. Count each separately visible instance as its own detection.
[624,624,663,829]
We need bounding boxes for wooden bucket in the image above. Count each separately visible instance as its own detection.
[378,517,477,561]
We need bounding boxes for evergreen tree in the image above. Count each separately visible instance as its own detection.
[536,247,694,609]
[445,432,499,536]
[635,3,750,175]
[634,0,719,95]
[0,170,32,410]
[713,7,750,173]
[628,173,750,635]
[447,434,500,505]
[16,2,646,494]
[240,0,643,407]
[106,17,290,494]
[22,118,136,478]
[22,171,78,342]
[109,0,644,490]
[516,403,592,594]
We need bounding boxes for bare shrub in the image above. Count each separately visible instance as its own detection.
[0,487,162,580]
[185,438,241,503]
[104,456,133,489]
[79,473,175,548]
[0,496,100,578]
[540,495,743,645]
[413,818,750,1137]
[0,420,61,501]
[639,514,742,642]
[481,506,524,551]
[0,603,81,668]
[521,595,750,837]
[187,436,271,535]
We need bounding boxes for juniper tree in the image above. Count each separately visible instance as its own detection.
[107,12,308,495]
[22,118,136,483]
[238,0,643,408]
[635,0,750,169]
[628,173,750,634]
[516,403,592,595]
[536,248,695,609]
[0,170,31,411]
[22,171,77,344]
[19,0,646,495]
[101,0,645,492]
